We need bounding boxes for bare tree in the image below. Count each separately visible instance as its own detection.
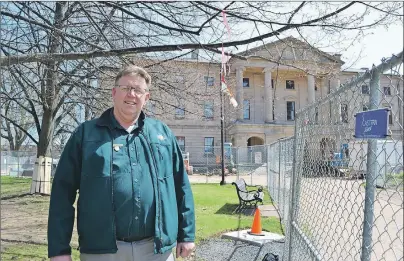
[0,70,36,150]
[0,1,402,194]
[0,101,33,151]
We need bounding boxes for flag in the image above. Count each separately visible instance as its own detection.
[222,10,231,39]
[221,73,238,108]
[219,9,237,108]
[221,73,228,92]
[229,97,238,108]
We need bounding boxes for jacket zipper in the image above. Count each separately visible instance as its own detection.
[108,128,118,250]
[140,132,164,253]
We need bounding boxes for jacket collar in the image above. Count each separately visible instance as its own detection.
[96,107,146,130]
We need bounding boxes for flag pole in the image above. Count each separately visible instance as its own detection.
[220,68,226,186]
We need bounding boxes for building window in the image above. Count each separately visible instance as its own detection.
[383,86,391,96]
[361,84,369,94]
[204,100,214,119]
[175,106,185,118]
[286,101,295,121]
[271,79,274,89]
[243,100,250,120]
[204,137,214,153]
[176,136,185,152]
[341,103,348,123]
[315,84,318,91]
[204,76,215,87]
[286,80,295,90]
[243,78,250,87]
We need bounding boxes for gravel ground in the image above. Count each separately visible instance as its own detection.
[192,238,285,261]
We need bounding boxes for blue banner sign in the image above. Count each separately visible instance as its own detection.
[354,108,389,139]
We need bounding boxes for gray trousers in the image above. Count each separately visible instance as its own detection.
[80,238,175,261]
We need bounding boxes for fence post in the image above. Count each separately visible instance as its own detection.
[283,140,288,222]
[236,147,240,181]
[250,147,253,185]
[360,66,381,261]
[206,152,208,183]
[268,144,272,195]
[278,140,282,205]
[287,131,299,260]
[267,144,270,191]
[17,151,20,177]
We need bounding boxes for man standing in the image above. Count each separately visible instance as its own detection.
[48,65,195,261]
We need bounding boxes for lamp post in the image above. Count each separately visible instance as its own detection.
[220,69,226,186]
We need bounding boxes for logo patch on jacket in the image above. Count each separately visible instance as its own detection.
[157,135,165,141]
[113,144,123,152]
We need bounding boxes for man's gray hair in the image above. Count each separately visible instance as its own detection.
[115,65,152,88]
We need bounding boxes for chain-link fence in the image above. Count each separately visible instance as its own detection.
[268,137,295,232]
[1,145,268,185]
[183,145,267,186]
[1,150,62,177]
[276,53,403,261]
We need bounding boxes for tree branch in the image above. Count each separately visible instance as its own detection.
[0,2,357,66]
[0,10,106,51]
[287,2,306,24]
[357,2,404,16]
[102,1,201,35]
[1,114,38,144]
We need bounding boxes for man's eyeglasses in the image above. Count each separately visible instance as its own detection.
[115,85,149,96]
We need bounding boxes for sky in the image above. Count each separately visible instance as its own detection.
[217,2,404,71]
[329,2,403,69]
[341,22,403,70]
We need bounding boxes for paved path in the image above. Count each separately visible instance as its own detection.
[187,173,267,187]
[290,177,403,261]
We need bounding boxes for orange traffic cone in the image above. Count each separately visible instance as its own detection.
[248,208,264,236]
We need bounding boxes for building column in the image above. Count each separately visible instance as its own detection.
[307,74,315,104]
[328,74,340,123]
[330,76,340,91]
[264,68,273,123]
[235,67,245,121]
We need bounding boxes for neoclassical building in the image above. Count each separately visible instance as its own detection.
[226,37,345,147]
[100,37,403,166]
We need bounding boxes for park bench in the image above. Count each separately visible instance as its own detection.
[231,178,264,212]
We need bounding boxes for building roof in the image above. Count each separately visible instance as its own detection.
[234,36,345,65]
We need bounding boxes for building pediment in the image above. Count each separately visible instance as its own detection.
[233,36,344,66]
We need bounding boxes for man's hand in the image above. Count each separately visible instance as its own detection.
[176,242,195,258]
[50,255,72,261]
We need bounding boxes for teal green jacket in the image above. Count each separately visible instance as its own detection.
[47,108,195,258]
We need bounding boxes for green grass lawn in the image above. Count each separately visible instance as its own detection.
[193,183,281,242]
[1,176,281,260]
[1,244,80,261]
[360,171,403,191]
[1,176,32,198]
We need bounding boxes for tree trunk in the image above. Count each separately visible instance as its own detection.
[30,109,54,195]
[37,109,55,157]
[31,2,66,195]
[9,138,15,151]
[14,133,26,151]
